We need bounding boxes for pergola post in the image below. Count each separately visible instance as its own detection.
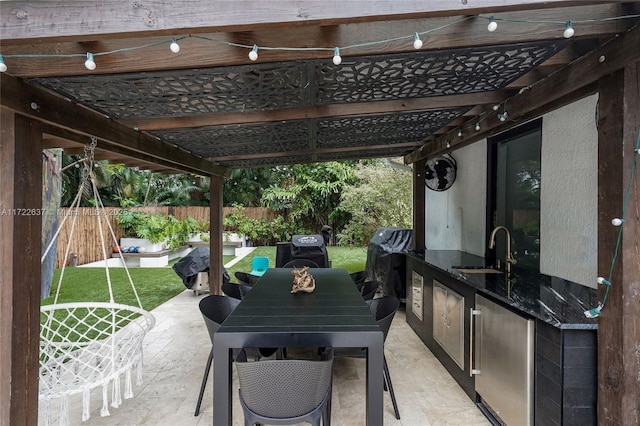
[0,108,43,426]
[596,64,640,425]
[412,158,426,252]
[209,174,224,295]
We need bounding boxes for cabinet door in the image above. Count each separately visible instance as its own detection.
[433,283,447,348]
[433,280,465,368]
[475,295,534,426]
[444,289,464,368]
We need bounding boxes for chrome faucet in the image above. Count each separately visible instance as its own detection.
[489,226,517,277]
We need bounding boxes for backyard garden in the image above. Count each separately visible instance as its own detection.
[43,156,410,310]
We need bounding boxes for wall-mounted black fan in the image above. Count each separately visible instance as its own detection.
[425,154,457,191]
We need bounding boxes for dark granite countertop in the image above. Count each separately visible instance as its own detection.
[408,250,598,330]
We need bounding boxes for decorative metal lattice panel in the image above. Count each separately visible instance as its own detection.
[158,120,311,157]
[31,62,309,119]
[315,109,467,149]
[31,41,565,121]
[152,108,469,168]
[315,41,567,103]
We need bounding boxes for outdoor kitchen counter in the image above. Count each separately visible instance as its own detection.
[408,250,598,330]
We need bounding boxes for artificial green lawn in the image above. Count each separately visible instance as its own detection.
[224,245,367,278]
[43,247,367,311]
[42,263,186,311]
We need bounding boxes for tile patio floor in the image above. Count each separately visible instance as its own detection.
[40,286,491,426]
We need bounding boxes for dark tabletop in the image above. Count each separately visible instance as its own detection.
[219,267,380,336]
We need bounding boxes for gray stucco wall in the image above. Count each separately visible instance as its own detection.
[424,95,598,288]
[540,95,598,288]
[425,140,487,256]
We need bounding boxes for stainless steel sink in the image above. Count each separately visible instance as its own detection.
[453,266,503,274]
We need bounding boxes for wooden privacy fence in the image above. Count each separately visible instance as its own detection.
[53,206,275,267]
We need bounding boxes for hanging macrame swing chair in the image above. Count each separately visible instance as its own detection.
[39,140,155,425]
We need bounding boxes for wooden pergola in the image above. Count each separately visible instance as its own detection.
[1,1,639,424]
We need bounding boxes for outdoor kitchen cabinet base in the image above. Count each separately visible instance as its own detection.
[406,251,598,426]
[405,255,476,400]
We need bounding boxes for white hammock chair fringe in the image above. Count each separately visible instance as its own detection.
[39,139,155,425]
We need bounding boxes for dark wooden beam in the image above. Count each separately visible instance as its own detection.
[406,24,640,163]
[1,4,628,78]
[596,63,640,426]
[0,109,42,426]
[211,141,420,163]
[0,1,616,44]
[0,74,230,177]
[125,91,507,130]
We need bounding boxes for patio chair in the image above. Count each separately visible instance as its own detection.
[282,258,320,268]
[357,280,379,301]
[249,256,270,276]
[335,295,401,419]
[194,295,241,416]
[235,349,334,425]
[221,281,253,300]
[234,271,261,286]
[350,270,369,285]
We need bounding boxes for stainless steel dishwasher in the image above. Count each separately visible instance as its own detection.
[472,294,535,425]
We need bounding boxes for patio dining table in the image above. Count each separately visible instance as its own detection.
[213,267,384,425]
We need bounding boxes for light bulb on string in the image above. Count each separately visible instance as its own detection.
[457,129,463,137]
[248,45,259,61]
[611,218,624,226]
[498,111,509,122]
[332,47,342,66]
[563,21,575,38]
[0,54,7,73]
[413,32,423,49]
[84,52,96,70]
[169,39,180,53]
[487,17,498,32]
[475,122,481,131]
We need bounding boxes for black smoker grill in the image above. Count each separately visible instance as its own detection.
[172,246,230,294]
[276,234,330,268]
[365,227,413,301]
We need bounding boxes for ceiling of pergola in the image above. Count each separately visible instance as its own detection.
[1,1,639,175]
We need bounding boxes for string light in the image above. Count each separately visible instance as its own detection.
[457,129,463,137]
[446,140,451,149]
[332,47,342,66]
[413,32,423,49]
[169,39,180,53]
[0,13,637,72]
[84,52,96,70]
[248,44,259,61]
[563,21,575,38]
[498,111,509,122]
[585,128,640,318]
[475,122,481,131]
[487,17,498,32]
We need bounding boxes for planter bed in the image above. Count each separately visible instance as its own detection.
[188,240,242,256]
[112,246,190,267]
